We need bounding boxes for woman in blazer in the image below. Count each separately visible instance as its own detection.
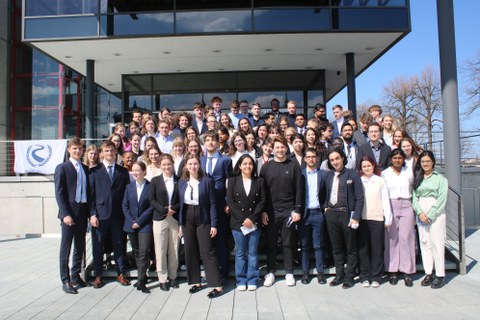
[178,154,223,298]
[227,154,266,291]
[122,161,153,293]
[149,154,181,291]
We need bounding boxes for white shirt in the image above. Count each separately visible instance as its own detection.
[242,177,252,196]
[136,181,146,202]
[163,175,174,206]
[381,166,414,199]
[205,153,219,176]
[184,179,199,205]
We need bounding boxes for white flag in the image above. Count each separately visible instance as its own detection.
[14,140,68,174]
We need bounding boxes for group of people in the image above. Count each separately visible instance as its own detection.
[54,97,449,298]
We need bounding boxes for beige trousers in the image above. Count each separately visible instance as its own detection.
[153,216,180,283]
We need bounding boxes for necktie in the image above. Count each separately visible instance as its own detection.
[108,165,114,182]
[207,156,213,176]
[347,145,351,157]
[75,162,82,203]
[330,172,340,206]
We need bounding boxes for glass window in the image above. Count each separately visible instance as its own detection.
[336,8,409,30]
[254,8,330,32]
[25,16,98,39]
[333,0,406,7]
[238,91,303,113]
[104,0,173,13]
[159,93,203,111]
[176,0,251,10]
[254,0,330,7]
[96,88,122,139]
[203,93,237,107]
[99,13,174,36]
[31,109,60,139]
[176,10,252,33]
[25,0,98,16]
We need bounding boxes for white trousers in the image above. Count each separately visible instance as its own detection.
[153,216,180,283]
[418,210,446,277]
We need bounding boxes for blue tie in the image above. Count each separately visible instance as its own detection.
[75,162,82,203]
[208,157,213,176]
[108,165,114,183]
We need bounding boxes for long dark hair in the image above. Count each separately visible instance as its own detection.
[358,156,380,176]
[231,154,258,178]
[413,150,436,190]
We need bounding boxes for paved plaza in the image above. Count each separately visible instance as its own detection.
[1,229,480,320]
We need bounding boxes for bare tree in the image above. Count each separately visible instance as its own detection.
[412,66,443,150]
[382,76,418,132]
[464,50,480,115]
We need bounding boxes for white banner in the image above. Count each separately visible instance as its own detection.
[14,140,68,175]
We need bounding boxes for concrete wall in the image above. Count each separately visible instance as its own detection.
[1,168,479,235]
[0,176,60,235]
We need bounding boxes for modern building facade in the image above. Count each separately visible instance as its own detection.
[6,0,411,143]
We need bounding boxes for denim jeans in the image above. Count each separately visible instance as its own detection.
[232,228,261,286]
[299,209,325,273]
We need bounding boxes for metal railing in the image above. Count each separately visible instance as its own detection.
[445,186,466,275]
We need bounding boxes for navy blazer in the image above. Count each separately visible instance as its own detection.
[192,118,208,135]
[149,174,180,221]
[356,142,391,172]
[324,168,364,221]
[201,152,232,203]
[122,181,153,233]
[89,163,130,220]
[178,177,217,227]
[331,120,341,139]
[54,160,90,219]
[301,168,327,220]
[226,175,266,230]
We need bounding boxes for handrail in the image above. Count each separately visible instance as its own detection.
[446,186,466,275]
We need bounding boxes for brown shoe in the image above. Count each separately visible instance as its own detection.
[117,274,130,286]
[92,276,103,289]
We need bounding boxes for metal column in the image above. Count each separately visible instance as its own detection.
[346,52,357,120]
[85,59,95,141]
[437,0,462,193]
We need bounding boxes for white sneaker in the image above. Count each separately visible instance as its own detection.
[237,285,247,291]
[285,273,296,286]
[361,280,371,288]
[247,285,257,291]
[264,273,275,287]
[371,281,380,288]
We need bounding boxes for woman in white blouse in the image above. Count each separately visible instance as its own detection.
[229,132,248,168]
[382,149,416,287]
[145,145,162,181]
[358,156,392,288]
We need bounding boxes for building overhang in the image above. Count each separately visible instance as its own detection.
[29,31,406,101]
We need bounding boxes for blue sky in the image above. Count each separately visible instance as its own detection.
[328,0,480,131]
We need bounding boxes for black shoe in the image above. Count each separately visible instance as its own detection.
[317,273,327,284]
[329,276,344,287]
[141,286,151,294]
[133,282,139,288]
[159,282,170,291]
[389,273,399,285]
[301,273,310,284]
[207,288,224,298]
[62,282,78,294]
[170,279,179,289]
[404,274,413,287]
[342,278,354,289]
[189,284,203,294]
[431,277,444,289]
[71,277,88,289]
[421,274,434,287]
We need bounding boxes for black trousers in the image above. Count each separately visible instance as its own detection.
[183,205,222,287]
[128,231,152,281]
[91,218,125,277]
[59,207,88,283]
[324,211,358,280]
[358,220,384,282]
[215,199,230,280]
[265,215,296,273]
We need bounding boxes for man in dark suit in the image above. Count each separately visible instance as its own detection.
[89,140,131,288]
[330,105,344,139]
[191,102,208,135]
[356,122,391,172]
[54,137,89,294]
[201,130,232,281]
[341,123,359,167]
[299,148,327,285]
[324,148,364,289]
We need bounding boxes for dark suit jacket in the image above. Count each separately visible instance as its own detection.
[54,160,90,220]
[89,163,130,220]
[192,118,208,135]
[356,142,391,172]
[149,174,180,221]
[301,168,326,221]
[201,152,232,204]
[331,120,341,139]
[178,177,217,227]
[324,168,364,221]
[226,175,266,231]
[122,181,153,233]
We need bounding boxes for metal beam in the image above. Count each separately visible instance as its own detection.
[346,52,357,120]
[85,59,95,141]
[436,0,461,194]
